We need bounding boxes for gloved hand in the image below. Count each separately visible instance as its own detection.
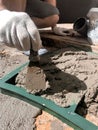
[0,10,42,51]
[52,25,72,36]
[87,8,98,45]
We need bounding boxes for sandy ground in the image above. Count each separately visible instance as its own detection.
[0,45,41,130]
[0,44,98,129]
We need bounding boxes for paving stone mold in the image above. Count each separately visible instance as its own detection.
[0,62,98,130]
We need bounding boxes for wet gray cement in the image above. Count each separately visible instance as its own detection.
[0,45,98,130]
[16,47,98,117]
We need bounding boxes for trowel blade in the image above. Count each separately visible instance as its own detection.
[24,49,48,92]
[23,48,48,56]
[25,65,46,92]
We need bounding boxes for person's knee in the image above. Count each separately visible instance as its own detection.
[50,14,59,26]
[44,14,59,27]
[32,14,59,28]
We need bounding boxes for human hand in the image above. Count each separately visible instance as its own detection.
[0,10,42,51]
[52,26,72,36]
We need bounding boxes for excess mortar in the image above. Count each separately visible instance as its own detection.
[15,47,98,117]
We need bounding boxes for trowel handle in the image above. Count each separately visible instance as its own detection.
[29,37,40,62]
[30,49,38,57]
[29,48,40,62]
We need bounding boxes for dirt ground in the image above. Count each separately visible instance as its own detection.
[0,45,41,130]
[0,44,98,129]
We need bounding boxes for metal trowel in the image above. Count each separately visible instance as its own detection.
[24,48,48,93]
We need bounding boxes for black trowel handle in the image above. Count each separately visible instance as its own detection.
[29,49,38,58]
[29,38,40,62]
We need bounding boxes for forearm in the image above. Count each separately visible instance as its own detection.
[0,0,7,10]
[0,0,26,11]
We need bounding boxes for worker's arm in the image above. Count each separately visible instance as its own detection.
[0,10,42,51]
[0,0,26,11]
[0,0,42,52]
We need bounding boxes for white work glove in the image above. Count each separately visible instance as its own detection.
[0,10,42,51]
[87,8,98,45]
[52,25,72,36]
